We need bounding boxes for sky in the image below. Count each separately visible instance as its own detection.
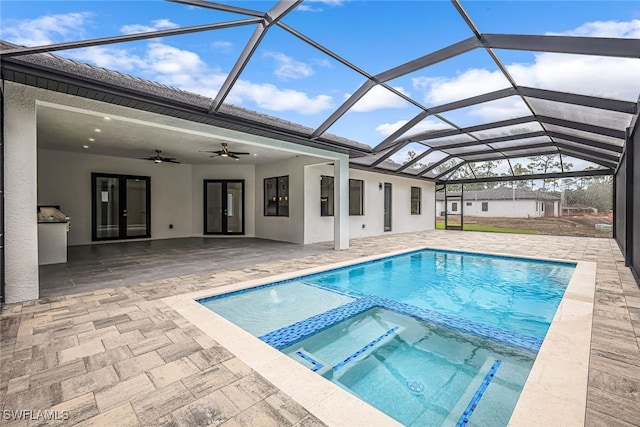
[1,0,639,173]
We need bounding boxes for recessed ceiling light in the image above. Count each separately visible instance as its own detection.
[94,128,101,132]
[88,138,95,142]
[83,145,89,149]
[253,153,257,156]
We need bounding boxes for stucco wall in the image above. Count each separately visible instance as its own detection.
[37,149,193,246]
[436,199,548,218]
[254,157,308,244]
[303,165,435,244]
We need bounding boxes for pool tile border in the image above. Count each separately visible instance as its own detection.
[260,295,542,353]
[163,246,595,427]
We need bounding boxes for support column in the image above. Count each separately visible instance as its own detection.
[334,157,349,250]
[4,83,39,303]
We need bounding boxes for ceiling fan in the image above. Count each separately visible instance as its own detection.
[202,143,250,160]
[139,150,180,164]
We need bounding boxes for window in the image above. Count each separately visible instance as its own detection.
[349,179,364,216]
[320,175,334,216]
[319,177,365,216]
[466,202,472,206]
[411,187,421,215]
[264,176,289,216]
[451,202,458,212]
[482,202,488,212]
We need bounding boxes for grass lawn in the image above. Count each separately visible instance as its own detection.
[435,222,537,234]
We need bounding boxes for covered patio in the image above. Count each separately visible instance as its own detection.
[2,230,639,426]
[39,237,332,297]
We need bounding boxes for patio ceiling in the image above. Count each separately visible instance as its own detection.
[1,0,638,183]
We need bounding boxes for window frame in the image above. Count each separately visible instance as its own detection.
[410,186,421,215]
[319,176,365,217]
[320,175,334,217]
[264,175,289,217]
[349,179,364,216]
[482,201,489,212]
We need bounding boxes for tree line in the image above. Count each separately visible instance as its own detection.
[406,151,613,212]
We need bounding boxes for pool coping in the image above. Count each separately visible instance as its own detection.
[163,246,595,427]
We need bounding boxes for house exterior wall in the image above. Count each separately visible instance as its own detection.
[190,164,256,237]
[254,157,308,244]
[37,149,193,246]
[473,199,540,218]
[436,198,552,218]
[303,164,435,244]
[4,82,39,303]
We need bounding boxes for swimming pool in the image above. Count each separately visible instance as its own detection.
[198,249,575,426]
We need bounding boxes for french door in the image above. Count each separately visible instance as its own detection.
[92,173,151,241]
[204,180,245,235]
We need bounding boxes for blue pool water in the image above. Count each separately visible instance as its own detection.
[199,249,575,426]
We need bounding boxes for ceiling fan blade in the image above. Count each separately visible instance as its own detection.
[165,159,181,163]
[230,152,250,155]
[229,154,240,159]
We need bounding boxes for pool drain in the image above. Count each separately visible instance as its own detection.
[405,379,426,395]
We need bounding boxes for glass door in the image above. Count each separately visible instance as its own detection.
[384,183,392,232]
[204,180,244,235]
[92,173,150,241]
[125,178,149,237]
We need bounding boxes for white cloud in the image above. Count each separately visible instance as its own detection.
[549,19,640,38]
[375,119,449,137]
[297,0,344,11]
[296,5,324,12]
[146,43,205,75]
[67,42,333,115]
[211,41,233,53]
[230,81,334,115]
[349,85,409,112]
[120,19,178,35]
[411,19,640,121]
[413,69,511,105]
[0,12,92,46]
[468,97,531,122]
[507,53,640,101]
[264,52,314,80]
[68,42,225,97]
[313,58,332,68]
[68,46,146,71]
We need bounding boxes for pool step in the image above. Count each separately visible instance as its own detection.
[443,359,502,427]
[292,349,333,377]
[332,326,401,374]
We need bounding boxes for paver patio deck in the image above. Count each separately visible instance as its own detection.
[1,231,639,426]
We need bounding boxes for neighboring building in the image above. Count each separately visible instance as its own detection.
[436,189,560,218]
[1,43,435,303]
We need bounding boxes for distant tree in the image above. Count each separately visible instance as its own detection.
[404,150,427,171]
[509,163,533,189]
[526,155,572,190]
[563,175,613,212]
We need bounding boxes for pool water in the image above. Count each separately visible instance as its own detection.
[311,251,574,339]
[203,281,354,336]
[282,308,534,427]
[199,249,575,426]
